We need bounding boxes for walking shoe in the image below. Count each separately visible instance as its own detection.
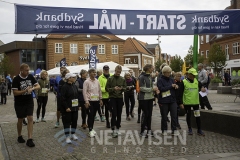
[35,119,40,123]
[126,116,131,121]
[81,124,88,129]
[177,124,181,130]
[41,118,46,122]
[106,121,110,128]
[92,129,97,135]
[112,130,118,138]
[172,130,180,136]
[23,119,27,126]
[89,131,95,138]
[131,112,134,118]
[100,116,105,122]
[140,131,148,138]
[116,129,121,135]
[197,130,205,136]
[55,122,60,128]
[147,130,154,137]
[162,130,168,136]
[188,128,193,135]
[26,139,35,147]
[66,137,72,143]
[72,134,78,141]
[17,136,25,143]
[94,116,99,121]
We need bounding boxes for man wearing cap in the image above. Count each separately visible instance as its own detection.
[179,68,205,136]
[198,63,212,110]
[98,65,112,128]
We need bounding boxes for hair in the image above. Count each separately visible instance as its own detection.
[80,69,87,76]
[39,70,48,78]
[88,68,96,74]
[97,69,103,74]
[174,72,182,78]
[160,63,168,71]
[62,69,69,77]
[60,66,66,69]
[162,66,172,73]
[143,64,153,72]
[198,63,203,67]
[115,65,122,71]
[124,72,131,78]
[20,63,29,70]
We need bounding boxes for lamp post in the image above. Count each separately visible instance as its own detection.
[35,34,38,74]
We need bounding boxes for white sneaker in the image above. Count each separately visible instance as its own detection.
[162,130,168,136]
[92,129,97,135]
[66,137,72,144]
[35,119,40,123]
[89,131,95,138]
[116,129,121,135]
[72,134,78,140]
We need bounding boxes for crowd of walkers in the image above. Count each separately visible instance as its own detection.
[10,62,213,147]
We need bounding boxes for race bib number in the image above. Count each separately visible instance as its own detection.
[91,94,99,101]
[72,99,78,107]
[194,110,200,117]
[162,90,171,98]
[42,88,48,93]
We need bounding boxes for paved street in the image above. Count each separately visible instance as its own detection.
[0,90,240,160]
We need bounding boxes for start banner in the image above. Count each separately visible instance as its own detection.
[15,4,240,35]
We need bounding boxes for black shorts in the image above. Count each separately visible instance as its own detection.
[57,97,61,111]
[14,101,34,118]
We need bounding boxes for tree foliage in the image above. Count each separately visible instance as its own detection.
[170,55,184,72]
[0,53,14,76]
[184,45,206,67]
[155,59,165,72]
[208,43,226,77]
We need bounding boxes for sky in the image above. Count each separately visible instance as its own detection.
[0,0,230,58]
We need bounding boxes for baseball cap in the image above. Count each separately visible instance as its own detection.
[65,73,76,79]
[188,68,198,76]
[103,65,110,70]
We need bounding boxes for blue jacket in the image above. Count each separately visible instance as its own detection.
[54,75,62,97]
[75,78,85,102]
[157,75,176,104]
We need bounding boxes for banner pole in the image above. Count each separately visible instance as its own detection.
[193,35,198,71]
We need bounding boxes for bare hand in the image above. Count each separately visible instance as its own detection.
[156,90,160,95]
[66,108,71,112]
[100,100,103,107]
[114,86,119,91]
[175,85,179,89]
[172,84,176,88]
[180,104,184,109]
[201,87,206,92]
[85,103,90,108]
[153,86,158,91]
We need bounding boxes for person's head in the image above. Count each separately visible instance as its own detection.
[143,64,154,73]
[60,66,67,74]
[8,74,10,77]
[65,73,76,83]
[80,69,88,79]
[97,69,103,77]
[88,68,97,79]
[187,68,198,80]
[198,63,204,70]
[40,70,48,80]
[174,72,182,81]
[155,71,159,76]
[1,78,5,82]
[114,65,122,77]
[129,69,134,76]
[103,65,110,75]
[20,63,30,77]
[124,72,131,80]
[162,66,172,77]
[160,63,168,71]
[62,69,69,78]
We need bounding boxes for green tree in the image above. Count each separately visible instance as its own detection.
[0,53,14,76]
[208,43,226,77]
[170,55,184,72]
[184,45,206,67]
[155,59,165,72]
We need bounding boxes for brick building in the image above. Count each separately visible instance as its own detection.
[199,0,240,79]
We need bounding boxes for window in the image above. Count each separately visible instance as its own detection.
[70,44,78,54]
[200,36,204,44]
[148,60,151,64]
[134,58,137,63]
[85,44,92,54]
[201,51,204,56]
[98,44,105,54]
[55,43,63,53]
[206,50,209,58]
[112,45,118,54]
[71,62,78,66]
[233,42,240,55]
[144,59,147,65]
[206,35,209,43]
[125,58,130,64]
[216,34,222,38]
[225,44,229,55]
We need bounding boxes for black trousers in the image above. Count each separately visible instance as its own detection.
[1,93,7,104]
[140,100,153,132]
[124,94,135,117]
[87,101,100,131]
[7,84,11,95]
[62,111,78,136]
[109,98,124,130]
[102,99,110,122]
[184,105,201,130]
[159,102,178,131]
[36,96,48,119]
[199,95,212,110]
[79,101,87,124]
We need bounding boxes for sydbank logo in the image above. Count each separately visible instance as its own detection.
[54,128,87,153]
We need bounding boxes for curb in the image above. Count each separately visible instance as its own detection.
[0,125,10,160]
